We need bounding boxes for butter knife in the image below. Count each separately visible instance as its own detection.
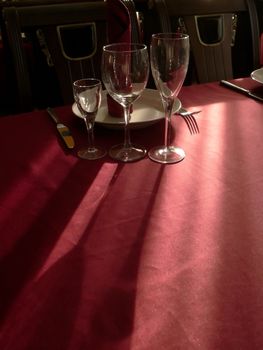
[47,107,75,149]
[220,80,263,102]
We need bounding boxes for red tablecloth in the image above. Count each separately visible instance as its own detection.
[1,78,263,349]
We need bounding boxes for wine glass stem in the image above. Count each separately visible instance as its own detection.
[123,105,132,148]
[84,117,95,151]
[164,99,174,149]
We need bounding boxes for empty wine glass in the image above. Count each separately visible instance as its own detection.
[148,33,190,164]
[73,78,106,160]
[101,43,149,162]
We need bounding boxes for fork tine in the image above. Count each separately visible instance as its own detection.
[187,113,200,134]
[187,115,196,134]
[182,114,199,134]
[181,114,194,134]
[176,108,200,134]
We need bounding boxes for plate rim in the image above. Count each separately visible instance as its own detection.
[72,88,181,129]
[251,68,263,84]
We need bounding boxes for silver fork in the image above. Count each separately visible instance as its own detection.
[176,107,200,134]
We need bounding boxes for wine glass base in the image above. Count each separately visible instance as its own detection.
[109,144,147,162]
[78,147,106,160]
[148,146,185,164]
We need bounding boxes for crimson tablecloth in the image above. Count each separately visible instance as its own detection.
[1,79,263,349]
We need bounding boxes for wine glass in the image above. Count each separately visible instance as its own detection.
[148,33,190,164]
[101,43,149,162]
[73,78,106,160]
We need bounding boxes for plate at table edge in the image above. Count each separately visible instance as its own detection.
[72,88,181,130]
[251,68,263,84]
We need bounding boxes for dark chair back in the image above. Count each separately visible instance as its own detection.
[134,0,260,83]
[3,1,108,112]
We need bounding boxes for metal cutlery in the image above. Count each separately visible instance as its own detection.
[176,107,200,134]
[220,80,263,102]
[47,107,75,149]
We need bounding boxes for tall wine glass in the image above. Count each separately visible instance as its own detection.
[102,43,149,162]
[73,78,106,160]
[148,33,190,164]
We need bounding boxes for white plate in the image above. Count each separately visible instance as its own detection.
[251,68,263,84]
[72,89,181,129]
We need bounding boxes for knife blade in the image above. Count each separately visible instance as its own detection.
[47,107,75,149]
[220,80,263,102]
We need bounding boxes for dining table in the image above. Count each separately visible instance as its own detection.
[1,77,263,350]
